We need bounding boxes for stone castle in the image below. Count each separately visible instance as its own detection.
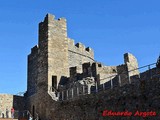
[26,13,139,118]
[1,14,160,120]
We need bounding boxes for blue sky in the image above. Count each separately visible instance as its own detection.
[0,0,160,94]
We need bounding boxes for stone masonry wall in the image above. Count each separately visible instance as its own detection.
[95,63,117,84]
[94,53,139,86]
[26,90,58,120]
[0,94,13,118]
[124,53,139,76]
[68,38,94,73]
[27,45,38,96]
[47,14,69,88]
[50,76,160,120]
[0,94,24,118]
[26,14,142,120]
[37,14,49,92]
[27,14,95,91]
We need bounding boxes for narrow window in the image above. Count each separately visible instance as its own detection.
[52,76,57,91]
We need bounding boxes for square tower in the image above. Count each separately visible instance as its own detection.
[27,14,69,95]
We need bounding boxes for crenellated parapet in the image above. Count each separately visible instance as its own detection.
[43,13,67,27]
[45,14,67,38]
[116,64,127,74]
[68,38,94,70]
[75,42,86,51]
[68,38,94,56]
[68,38,75,46]
[43,13,67,23]
[39,14,67,48]
[85,47,93,53]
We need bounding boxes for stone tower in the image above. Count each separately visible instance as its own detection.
[26,14,94,119]
[27,14,69,95]
[41,14,69,89]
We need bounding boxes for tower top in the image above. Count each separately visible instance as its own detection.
[43,13,66,23]
[44,13,55,21]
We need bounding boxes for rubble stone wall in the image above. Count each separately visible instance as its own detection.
[0,94,24,118]
[68,38,94,73]
[50,76,160,120]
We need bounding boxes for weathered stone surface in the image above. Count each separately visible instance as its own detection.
[50,78,160,120]
[0,94,24,118]
[2,13,159,120]
[25,14,142,119]
[26,13,96,120]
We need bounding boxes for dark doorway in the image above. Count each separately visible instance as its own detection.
[32,105,35,119]
[52,76,57,91]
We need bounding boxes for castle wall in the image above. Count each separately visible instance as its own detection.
[47,14,69,88]
[49,76,160,120]
[68,38,94,73]
[124,53,139,76]
[68,52,140,86]
[27,45,38,96]
[27,14,95,92]
[116,64,128,85]
[26,14,142,120]
[37,15,49,92]
[26,14,69,119]
[94,63,117,84]
[0,94,24,118]
[90,53,140,86]
[26,90,58,120]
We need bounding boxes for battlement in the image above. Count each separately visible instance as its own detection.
[124,53,138,64]
[75,42,86,50]
[68,38,94,56]
[43,13,66,23]
[42,14,67,30]
[38,14,67,46]
[31,45,38,54]
[68,38,75,45]
[117,63,126,68]
[39,14,94,57]
[44,13,55,22]
[85,47,92,52]
[58,17,67,22]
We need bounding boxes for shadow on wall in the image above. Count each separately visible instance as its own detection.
[59,76,69,86]
[13,95,25,118]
